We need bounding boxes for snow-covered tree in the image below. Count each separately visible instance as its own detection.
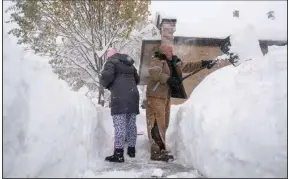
[5,0,151,106]
[115,22,160,69]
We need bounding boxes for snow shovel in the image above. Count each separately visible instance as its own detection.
[180,53,241,82]
[180,60,218,82]
[220,35,241,67]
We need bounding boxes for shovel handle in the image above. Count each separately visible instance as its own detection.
[181,66,206,81]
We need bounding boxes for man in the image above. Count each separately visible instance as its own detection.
[146,44,215,162]
[100,49,140,163]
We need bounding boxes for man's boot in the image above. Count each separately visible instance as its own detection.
[151,152,174,162]
[105,148,124,163]
[160,150,174,161]
[150,144,174,162]
[127,147,135,158]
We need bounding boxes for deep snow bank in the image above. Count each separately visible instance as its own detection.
[3,28,117,177]
[168,27,287,177]
[3,28,151,178]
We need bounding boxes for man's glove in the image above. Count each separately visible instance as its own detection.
[154,51,167,60]
[167,77,180,87]
[202,60,216,69]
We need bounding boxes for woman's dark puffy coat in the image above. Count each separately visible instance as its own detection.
[100,53,140,115]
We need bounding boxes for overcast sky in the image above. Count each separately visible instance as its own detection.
[149,1,287,24]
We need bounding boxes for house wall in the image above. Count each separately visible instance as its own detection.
[138,41,160,85]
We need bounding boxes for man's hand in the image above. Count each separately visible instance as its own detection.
[167,77,180,87]
[201,60,217,69]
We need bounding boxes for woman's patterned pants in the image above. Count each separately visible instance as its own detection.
[112,113,137,149]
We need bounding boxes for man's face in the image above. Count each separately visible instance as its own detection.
[162,45,173,60]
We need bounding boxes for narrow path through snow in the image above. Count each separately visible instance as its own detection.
[82,157,203,178]
[94,158,202,178]
[80,125,204,178]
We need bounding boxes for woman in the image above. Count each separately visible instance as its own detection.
[100,48,140,163]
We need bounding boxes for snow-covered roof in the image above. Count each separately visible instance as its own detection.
[155,11,177,20]
[154,12,287,41]
[174,18,287,41]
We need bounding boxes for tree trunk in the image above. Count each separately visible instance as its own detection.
[98,85,105,106]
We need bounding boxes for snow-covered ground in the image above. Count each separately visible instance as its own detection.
[4,25,287,177]
[167,29,287,177]
[3,26,102,177]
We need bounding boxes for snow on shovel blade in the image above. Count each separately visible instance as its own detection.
[227,53,241,67]
[220,36,241,67]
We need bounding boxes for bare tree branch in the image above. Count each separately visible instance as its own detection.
[55,54,100,86]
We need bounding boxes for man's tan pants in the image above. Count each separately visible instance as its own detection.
[146,96,170,155]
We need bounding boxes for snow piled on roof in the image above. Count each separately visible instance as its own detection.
[156,11,177,20]
[152,11,286,41]
[174,17,287,41]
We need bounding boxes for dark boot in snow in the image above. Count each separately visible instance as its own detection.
[151,152,174,162]
[105,148,124,163]
[150,144,174,162]
[127,147,135,158]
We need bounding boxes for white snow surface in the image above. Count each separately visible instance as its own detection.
[3,27,106,177]
[151,168,164,177]
[174,17,287,41]
[146,14,287,41]
[168,31,287,177]
[4,26,287,178]
[229,23,264,62]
